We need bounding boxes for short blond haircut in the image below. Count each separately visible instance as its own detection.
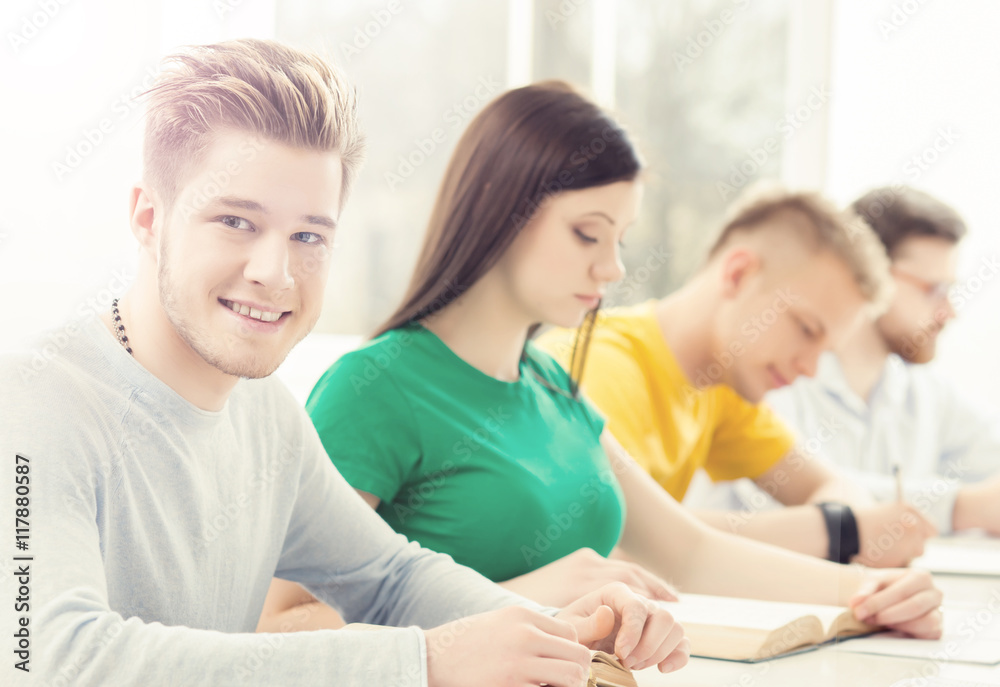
[142,38,365,209]
[707,184,892,310]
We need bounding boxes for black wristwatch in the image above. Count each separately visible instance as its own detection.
[816,502,860,564]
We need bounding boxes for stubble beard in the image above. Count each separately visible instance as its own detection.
[157,246,287,380]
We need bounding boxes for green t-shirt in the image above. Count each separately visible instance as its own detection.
[305,323,626,583]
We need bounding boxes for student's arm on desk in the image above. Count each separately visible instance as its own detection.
[827,465,1000,536]
[261,488,679,618]
[757,446,876,507]
[259,491,378,633]
[602,432,944,639]
[266,493,690,678]
[256,578,346,632]
[694,447,937,567]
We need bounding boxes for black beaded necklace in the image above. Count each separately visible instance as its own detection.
[111,298,133,356]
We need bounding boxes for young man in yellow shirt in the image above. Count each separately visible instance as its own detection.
[539,187,936,567]
[767,186,1000,537]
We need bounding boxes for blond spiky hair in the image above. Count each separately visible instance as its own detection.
[707,182,893,312]
[142,38,365,210]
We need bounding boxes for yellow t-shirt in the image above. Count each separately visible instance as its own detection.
[536,301,795,500]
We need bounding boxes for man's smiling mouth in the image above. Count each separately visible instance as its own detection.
[219,299,287,323]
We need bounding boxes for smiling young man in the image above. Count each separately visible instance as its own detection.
[539,187,937,567]
[767,186,1000,539]
[0,39,688,687]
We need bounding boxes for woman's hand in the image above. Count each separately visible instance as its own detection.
[848,568,944,638]
[500,547,678,608]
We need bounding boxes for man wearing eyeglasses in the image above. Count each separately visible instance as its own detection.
[766,186,1000,545]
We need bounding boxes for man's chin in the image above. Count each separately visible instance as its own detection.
[728,375,767,404]
[888,334,938,365]
[896,345,936,365]
[200,345,290,380]
[216,360,283,380]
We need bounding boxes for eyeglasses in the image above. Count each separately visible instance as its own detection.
[891,267,955,302]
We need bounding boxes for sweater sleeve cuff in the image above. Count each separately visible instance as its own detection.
[415,627,429,687]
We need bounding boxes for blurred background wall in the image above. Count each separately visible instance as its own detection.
[2,0,997,409]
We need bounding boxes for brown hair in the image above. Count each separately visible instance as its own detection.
[852,186,966,258]
[707,184,893,309]
[142,38,365,210]
[374,80,642,393]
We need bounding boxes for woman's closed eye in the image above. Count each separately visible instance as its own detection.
[573,228,598,244]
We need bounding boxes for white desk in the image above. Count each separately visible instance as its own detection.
[637,576,1000,686]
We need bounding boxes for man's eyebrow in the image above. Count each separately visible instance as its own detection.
[302,214,337,230]
[213,196,337,230]
[215,196,264,213]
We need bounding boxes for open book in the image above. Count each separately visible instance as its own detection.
[834,602,1000,666]
[588,651,637,687]
[663,594,878,662]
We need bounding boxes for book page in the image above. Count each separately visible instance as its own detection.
[662,594,851,633]
[835,634,1000,665]
[660,595,865,661]
[835,605,1000,665]
[589,652,637,687]
[913,537,1000,576]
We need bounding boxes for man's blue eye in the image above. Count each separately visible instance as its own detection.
[220,216,250,230]
[294,232,323,245]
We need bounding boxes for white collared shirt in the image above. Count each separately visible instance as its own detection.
[765,351,1000,532]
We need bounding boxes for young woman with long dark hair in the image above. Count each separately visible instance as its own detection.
[259,82,943,644]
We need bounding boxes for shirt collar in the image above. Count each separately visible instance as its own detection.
[812,351,909,413]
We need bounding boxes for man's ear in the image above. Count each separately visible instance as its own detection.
[719,247,760,298]
[129,183,162,254]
